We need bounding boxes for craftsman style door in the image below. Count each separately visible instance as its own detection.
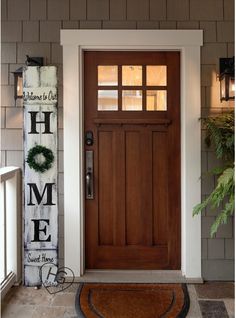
[84,51,180,270]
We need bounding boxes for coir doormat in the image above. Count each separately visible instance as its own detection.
[75,283,190,318]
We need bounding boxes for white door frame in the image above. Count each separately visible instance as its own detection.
[60,30,203,279]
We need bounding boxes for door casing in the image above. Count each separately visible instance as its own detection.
[61,30,203,279]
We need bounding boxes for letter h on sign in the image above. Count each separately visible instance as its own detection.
[28,111,53,134]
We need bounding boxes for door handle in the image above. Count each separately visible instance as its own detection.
[86,171,92,198]
[85,151,94,199]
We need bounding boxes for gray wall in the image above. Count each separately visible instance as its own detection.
[1,0,234,280]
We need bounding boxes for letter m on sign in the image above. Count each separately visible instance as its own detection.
[27,183,56,206]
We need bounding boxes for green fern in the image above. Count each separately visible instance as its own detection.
[193,111,234,237]
[204,112,234,163]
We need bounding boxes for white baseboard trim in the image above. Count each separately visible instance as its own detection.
[0,272,16,300]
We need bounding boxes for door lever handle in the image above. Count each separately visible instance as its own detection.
[85,150,94,199]
[86,171,92,198]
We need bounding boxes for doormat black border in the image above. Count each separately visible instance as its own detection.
[75,283,190,318]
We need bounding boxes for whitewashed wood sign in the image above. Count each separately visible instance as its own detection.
[23,66,58,286]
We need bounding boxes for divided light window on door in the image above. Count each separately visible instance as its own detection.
[97,65,167,111]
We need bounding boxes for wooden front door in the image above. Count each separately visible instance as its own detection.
[84,51,180,270]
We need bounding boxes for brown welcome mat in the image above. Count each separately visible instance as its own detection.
[75,283,190,318]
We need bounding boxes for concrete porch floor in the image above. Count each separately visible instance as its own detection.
[1,282,234,317]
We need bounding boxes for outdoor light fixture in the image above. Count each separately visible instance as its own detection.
[12,56,43,105]
[219,57,235,102]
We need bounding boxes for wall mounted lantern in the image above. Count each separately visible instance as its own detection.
[12,56,43,105]
[219,57,235,102]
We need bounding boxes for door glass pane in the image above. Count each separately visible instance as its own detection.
[122,90,142,111]
[147,66,167,86]
[98,90,118,111]
[146,90,167,111]
[98,66,118,86]
[122,66,142,86]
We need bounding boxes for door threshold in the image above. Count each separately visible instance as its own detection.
[73,270,203,284]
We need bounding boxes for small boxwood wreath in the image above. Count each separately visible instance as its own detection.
[26,145,54,173]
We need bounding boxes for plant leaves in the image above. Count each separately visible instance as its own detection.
[193,111,235,237]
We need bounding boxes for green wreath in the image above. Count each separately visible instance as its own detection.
[26,145,54,173]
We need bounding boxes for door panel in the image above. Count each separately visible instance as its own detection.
[98,131,113,246]
[126,131,142,245]
[153,131,168,246]
[84,51,180,269]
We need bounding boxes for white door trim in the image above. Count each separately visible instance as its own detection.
[61,30,203,279]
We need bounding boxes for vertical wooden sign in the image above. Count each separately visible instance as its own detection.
[23,66,58,286]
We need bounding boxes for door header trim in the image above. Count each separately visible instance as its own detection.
[61,30,203,46]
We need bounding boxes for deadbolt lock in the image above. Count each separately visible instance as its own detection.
[85,131,94,146]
